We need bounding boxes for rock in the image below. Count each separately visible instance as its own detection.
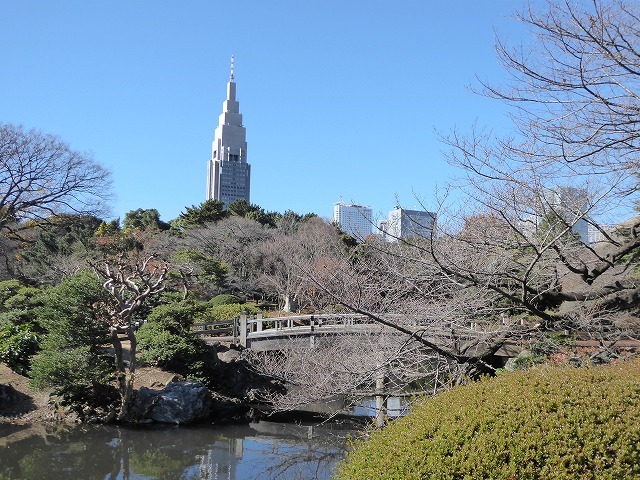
[217,348,242,363]
[212,360,286,402]
[131,381,212,424]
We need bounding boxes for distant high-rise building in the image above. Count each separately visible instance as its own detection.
[521,186,591,244]
[334,202,372,240]
[206,55,251,205]
[381,207,436,242]
[548,187,589,243]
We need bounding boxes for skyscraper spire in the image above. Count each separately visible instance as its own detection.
[230,54,235,81]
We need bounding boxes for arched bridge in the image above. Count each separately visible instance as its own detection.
[191,313,524,357]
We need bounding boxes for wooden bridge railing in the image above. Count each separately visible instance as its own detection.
[190,313,534,355]
[191,313,376,347]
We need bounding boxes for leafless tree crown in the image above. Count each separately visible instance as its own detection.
[0,123,111,235]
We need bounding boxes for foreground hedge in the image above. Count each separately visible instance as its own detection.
[337,360,640,480]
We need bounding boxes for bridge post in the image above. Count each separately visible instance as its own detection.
[310,315,315,347]
[256,313,263,332]
[375,368,386,428]
[239,313,247,348]
[232,317,239,343]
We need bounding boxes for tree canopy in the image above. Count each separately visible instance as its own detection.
[0,123,111,236]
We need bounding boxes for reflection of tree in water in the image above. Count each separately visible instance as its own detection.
[0,422,358,480]
[0,425,116,480]
[186,420,359,480]
[131,450,198,480]
[251,436,349,480]
[108,426,204,480]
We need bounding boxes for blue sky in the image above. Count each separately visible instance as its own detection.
[1,1,526,223]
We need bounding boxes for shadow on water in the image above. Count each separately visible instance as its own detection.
[0,419,361,480]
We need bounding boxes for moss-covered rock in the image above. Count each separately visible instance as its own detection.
[337,359,640,480]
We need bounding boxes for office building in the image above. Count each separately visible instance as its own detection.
[381,207,436,241]
[334,202,372,240]
[206,56,251,205]
[521,186,591,244]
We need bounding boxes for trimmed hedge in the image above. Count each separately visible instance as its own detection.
[146,301,206,331]
[209,294,243,306]
[337,360,640,480]
[198,303,260,322]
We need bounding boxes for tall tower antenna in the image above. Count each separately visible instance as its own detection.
[230,54,235,81]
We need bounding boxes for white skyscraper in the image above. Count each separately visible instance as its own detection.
[333,202,372,240]
[206,56,251,205]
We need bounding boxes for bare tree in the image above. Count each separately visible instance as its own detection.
[248,1,640,407]
[0,123,111,237]
[308,240,536,378]
[90,254,168,420]
[258,217,344,311]
[246,331,448,412]
[488,0,640,177]
[436,0,640,323]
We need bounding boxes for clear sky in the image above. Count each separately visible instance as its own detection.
[1,1,526,224]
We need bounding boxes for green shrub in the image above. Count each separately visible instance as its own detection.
[199,303,259,322]
[29,271,111,400]
[146,301,206,332]
[30,346,112,398]
[0,281,45,374]
[337,359,640,480]
[3,287,43,311]
[137,321,208,373]
[0,322,40,375]
[209,294,243,306]
[0,280,23,308]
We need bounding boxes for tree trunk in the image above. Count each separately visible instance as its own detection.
[283,294,298,313]
[111,324,138,421]
[116,326,138,421]
[110,327,128,420]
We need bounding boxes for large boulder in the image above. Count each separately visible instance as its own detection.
[132,381,212,424]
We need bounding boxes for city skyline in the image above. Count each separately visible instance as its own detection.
[1,1,525,224]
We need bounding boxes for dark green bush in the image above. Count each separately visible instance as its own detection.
[0,280,23,307]
[138,301,215,383]
[30,346,113,398]
[137,321,208,375]
[337,359,640,480]
[29,271,111,399]
[209,294,243,306]
[146,301,206,332]
[199,303,259,322]
[0,281,44,373]
[0,322,40,375]
[3,287,43,311]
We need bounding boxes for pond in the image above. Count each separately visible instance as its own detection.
[0,419,361,480]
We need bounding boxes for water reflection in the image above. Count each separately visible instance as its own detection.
[0,420,359,480]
